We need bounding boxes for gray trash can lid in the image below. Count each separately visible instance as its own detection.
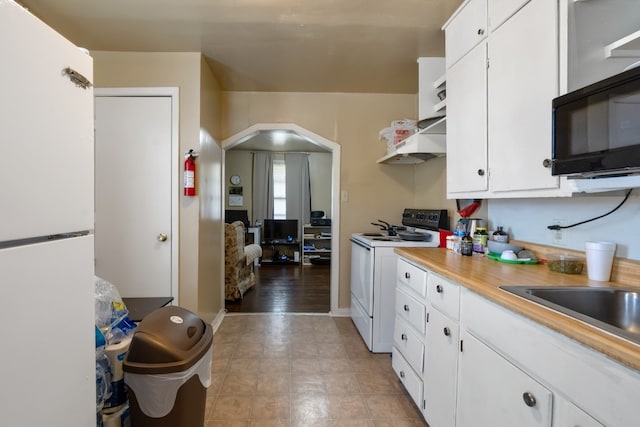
[124,306,213,374]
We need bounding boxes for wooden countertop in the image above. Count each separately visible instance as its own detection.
[395,246,640,371]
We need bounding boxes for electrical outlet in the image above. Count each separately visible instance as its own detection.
[551,218,567,245]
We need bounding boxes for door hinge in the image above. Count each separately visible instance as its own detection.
[460,339,464,352]
[63,67,93,89]
[426,312,430,323]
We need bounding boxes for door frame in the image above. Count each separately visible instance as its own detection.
[94,87,180,303]
[222,123,342,315]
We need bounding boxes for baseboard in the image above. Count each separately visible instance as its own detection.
[330,307,351,317]
[210,308,226,333]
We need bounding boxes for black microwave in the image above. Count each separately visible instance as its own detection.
[552,65,640,177]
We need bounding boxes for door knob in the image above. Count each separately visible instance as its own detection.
[157,233,168,242]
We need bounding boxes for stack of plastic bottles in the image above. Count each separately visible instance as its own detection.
[95,276,137,427]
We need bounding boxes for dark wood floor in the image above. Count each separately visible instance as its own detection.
[225,264,330,313]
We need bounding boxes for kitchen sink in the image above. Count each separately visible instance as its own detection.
[500,286,640,345]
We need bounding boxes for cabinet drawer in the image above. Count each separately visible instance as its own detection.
[396,288,427,334]
[444,0,488,68]
[427,273,460,320]
[394,316,425,374]
[397,258,428,298]
[392,348,423,410]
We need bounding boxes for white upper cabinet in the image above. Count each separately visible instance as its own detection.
[488,0,531,32]
[487,0,560,193]
[446,43,488,193]
[444,0,488,68]
[444,0,571,198]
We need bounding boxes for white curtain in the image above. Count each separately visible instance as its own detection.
[285,153,311,240]
[252,152,273,225]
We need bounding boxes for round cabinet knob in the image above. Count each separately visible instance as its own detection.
[436,285,443,294]
[522,392,537,407]
[405,272,411,279]
[157,233,168,242]
[403,304,410,312]
[477,169,485,176]
[401,333,408,341]
[477,28,485,35]
[542,158,552,168]
[443,327,451,337]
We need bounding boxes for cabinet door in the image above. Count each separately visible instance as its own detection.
[447,43,488,194]
[487,0,560,193]
[488,0,530,31]
[445,0,488,68]
[423,309,460,427]
[457,331,552,427]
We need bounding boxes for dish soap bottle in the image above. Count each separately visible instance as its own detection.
[493,226,509,243]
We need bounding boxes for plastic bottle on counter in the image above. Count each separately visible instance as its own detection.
[473,226,488,254]
[453,221,466,254]
[461,233,474,256]
[493,226,509,243]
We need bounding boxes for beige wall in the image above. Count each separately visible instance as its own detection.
[225,151,254,216]
[92,51,224,321]
[309,152,332,217]
[222,91,422,308]
[197,56,224,321]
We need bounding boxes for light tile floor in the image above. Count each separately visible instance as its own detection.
[206,314,427,426]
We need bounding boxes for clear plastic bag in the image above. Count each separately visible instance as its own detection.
[95,276,136,344]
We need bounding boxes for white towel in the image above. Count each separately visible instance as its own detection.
[244,244,262,265]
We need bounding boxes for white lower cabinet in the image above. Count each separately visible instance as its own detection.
[456,330,553,427]
[424,307,460,427]
[555,399,604,427]
[462,288,640,427]
[393,256,638,426]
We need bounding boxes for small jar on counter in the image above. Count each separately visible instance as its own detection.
[493,226,509,243]
[472,226,488,254]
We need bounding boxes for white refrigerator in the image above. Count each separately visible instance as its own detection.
[0,1,96,425]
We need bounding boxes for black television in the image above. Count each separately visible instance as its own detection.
[262,219,298,243]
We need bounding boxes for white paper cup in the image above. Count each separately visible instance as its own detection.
[585,241,616,281]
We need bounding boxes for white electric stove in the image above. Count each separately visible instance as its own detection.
[350,209,449,352]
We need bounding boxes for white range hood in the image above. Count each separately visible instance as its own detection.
[377,117,446,165]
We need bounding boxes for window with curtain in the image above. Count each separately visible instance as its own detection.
[273,159,286,219]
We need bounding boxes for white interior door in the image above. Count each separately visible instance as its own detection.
[94,94,174,298]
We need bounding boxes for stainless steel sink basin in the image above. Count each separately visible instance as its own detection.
[500,286,640,344]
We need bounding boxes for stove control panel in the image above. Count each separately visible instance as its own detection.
[402,209,449,231]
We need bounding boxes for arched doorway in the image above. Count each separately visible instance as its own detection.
[222,123,341,314]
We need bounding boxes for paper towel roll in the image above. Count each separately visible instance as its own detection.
[104,336,132,410]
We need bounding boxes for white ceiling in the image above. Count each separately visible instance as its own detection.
[20,0,463,94]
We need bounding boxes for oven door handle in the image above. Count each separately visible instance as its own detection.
[350,239,371,251]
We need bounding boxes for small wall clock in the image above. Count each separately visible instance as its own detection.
[230,175,241,185]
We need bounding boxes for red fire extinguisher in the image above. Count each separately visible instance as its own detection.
[183,149,198,196]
